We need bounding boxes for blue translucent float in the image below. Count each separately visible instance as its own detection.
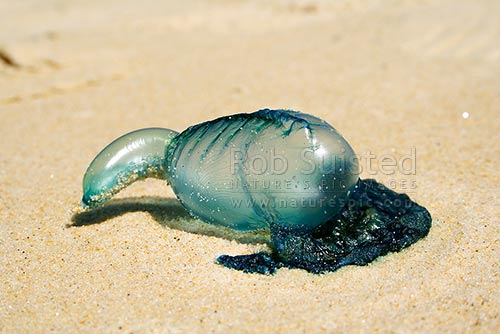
[82,109,359,230]
[80,109,431,274]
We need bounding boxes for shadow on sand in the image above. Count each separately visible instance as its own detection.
[69,196,270,245]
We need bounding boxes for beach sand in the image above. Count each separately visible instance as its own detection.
[1,0,499,332]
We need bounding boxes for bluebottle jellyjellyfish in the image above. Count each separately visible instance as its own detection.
[80,109,431,274]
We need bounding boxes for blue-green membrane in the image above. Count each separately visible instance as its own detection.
[82,109,359,230]
[164,109,359,230]
[82,128,179,208]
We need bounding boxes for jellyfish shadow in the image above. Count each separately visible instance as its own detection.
[69,196,270,245]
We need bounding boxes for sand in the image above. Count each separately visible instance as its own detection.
[1,0,499,333]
